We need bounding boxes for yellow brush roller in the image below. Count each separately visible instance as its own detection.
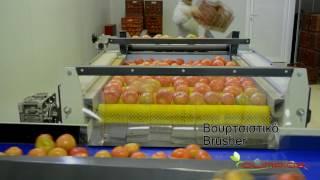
[98,104,271,126]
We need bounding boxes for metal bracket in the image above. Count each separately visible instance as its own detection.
[108,37,250,56]
[231,31,240,57]
[119,31,128,54]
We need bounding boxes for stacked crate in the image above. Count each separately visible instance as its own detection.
[298,13,320,84]
[122,0,144,36]
[126,0,144,16]
[144,1,163,35]
[121,16,144,36]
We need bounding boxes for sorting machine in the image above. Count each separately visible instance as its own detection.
[59,33,312,149]
[1,33,319,179]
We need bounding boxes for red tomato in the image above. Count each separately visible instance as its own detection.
[204,91,222,105]
[194,82,211,94]
[111,146,129,158]
[212,60,225,66]
[210,76,226,82]
[188,60,194,65]
[69,147,89,156]
[158,62,170,66]
[225,77,241,87]
[164,59,176,65]
[154,76,172,87]
[131,152,147,159]
[174,79,189,87]
[124,76,139,85]
[112,76,125,83]
[156,88,173,104]
[195,150,212,160]
[56,134,77,151]
[109,79,124,86]
[186,144,201,158]
[104,83,123,94]
[28,148,47,157]
[48,147,67,157]
[241,80,256,89]
[199,77,210,84]
[172,76,184,82]
[121,90,139,104]
[225,61,238,66]
[176,58,185,65]
[95,150,111,158]
[186,76,200,86]
[226,77,240,82]
[135,59,144,65]
[209,79,225,92]
[215,56,226,62]
[223,86,243,97]
[141,76,153,80]
[192,60,201,66]
[171,148,192,159]
[175,84,190,93]
[221,93,236,105]
[189,92,206,105]
[152,151,168,159]
[240,77,252,83]
[173,91,189,105]
[5,147,23,156]
[124,143,140,155]
[73,153,88,157]
[201,59,212,66]
[142,62,151,66]
[124,86,139,92]
[146,58,155,63]
[104,89,120,104]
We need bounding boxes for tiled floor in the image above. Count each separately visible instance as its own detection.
[309,85,320,129]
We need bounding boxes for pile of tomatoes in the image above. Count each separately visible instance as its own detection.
[124,56,237,67]
[0,134,211,160]
[104,56,267,106]
[1,134,81,157]
[107,143,212,160]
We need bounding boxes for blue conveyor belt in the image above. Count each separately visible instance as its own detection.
[0,143,319,179]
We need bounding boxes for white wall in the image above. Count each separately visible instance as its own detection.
[0,0,109,122]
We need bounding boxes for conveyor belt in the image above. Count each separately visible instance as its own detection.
[0,143,318,179]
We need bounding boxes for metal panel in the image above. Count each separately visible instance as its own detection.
[108,38,251,45]
[126,44,229,52]
[75,66,294,77]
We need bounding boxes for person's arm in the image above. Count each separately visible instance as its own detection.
[172,2,192,25]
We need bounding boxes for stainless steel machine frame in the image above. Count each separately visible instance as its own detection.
[58,37,313,148]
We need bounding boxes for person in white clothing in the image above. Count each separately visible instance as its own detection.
[172,0,199,37]
[173,0,234,38]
